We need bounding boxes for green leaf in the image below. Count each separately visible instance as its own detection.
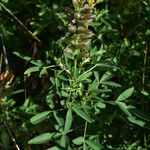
[100,71,113,82]
[101,81,121,87]
[61,90,69,97]
[57,74,68,81]
[39,67,48,77]
[55,124,63,133]
[141,90,149,96]
[55,77,60,88]
[12,89,24,95]
[60,135,69,148]
[60,135,66,147]
[127,117,145,128]
[50,77,55,86]
[100,81,121,87]
[73,136,84,145]
[86,140,104,150]
[1,131,10,149]
[77,64,102,82]
[115,102,132,117]
[64,109,72,134]
[13,52,43,66]
[53,111,64,126]
[72,103,92,123]
[24,66,40,74]
[97,63,118,70]
[94,71,99,81]
[126,140,140,150]
[77,71,92,82]
[1,0,9,4]
[127,106,150,121]
[46,146,61,150]
[28,132,61,144]
[116,87,134,102]
[30,111,51,125]
[88,79,99,91]
[95,102,106,109]
[46,93,55,109]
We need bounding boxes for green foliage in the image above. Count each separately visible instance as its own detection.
[30,111,51,125]
[116,87,134,102]
[0,0,150,149]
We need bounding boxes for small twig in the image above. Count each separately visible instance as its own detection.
[0,34,9,69]
[0,54,3,73]
[24,75,27,100]
[0,2,41,44]
[142,44,148,88]
[4,120,20,150]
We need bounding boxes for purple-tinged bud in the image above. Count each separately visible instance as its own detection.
[64,48,73,54]
[74,12,82,19]
[68,25,77,32]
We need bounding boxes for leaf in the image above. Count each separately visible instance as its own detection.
[13,52,43,66]
[57,74,68,81]
[88,79,99,91]
[64,109,72,134]
[46,93,55,109]
[24,66,40,75]
[61,90,69,97]
[60,135,69,148]
[72,103,92,123]
[127,106,150,121]
[53,111,64,126]
[60,135,66,148]
[55,77,60,88]
[12,89,24,95]
[54,124,63,133]
[100,81,121,87]
[115,102,132,117]
[50,77,55,86]
[46,146,61,150]
[28,132,61,144]
[94,71,99,81]
[39,67,48,77]
[116,87,134,102]
[126,140,140,150]
[127,117,146,128]
[95,102,106,109]
[77,71,92,82]
[97,63,118,70]
[86,140,104,150]
[1,0,9,4]
[73,136,84,145]
[30,111,51,125]
[141,90,149,96]
[77,64,101,82]
[0,131,10,149]
[100,71,113,82]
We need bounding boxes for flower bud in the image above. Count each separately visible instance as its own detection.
[74,12,82,19]
[72,0,80,8]
[64,48,73,54]
[68,25,77,32]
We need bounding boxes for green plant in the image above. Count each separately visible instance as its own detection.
[23,0,150,149]
[0,0,150,149]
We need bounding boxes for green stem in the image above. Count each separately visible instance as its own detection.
[83,121,87,150]
[74,58,77,80]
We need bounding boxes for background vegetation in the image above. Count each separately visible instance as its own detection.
[0,0,150,149]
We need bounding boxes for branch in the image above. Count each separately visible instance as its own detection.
[0,2,41,44]
[4,120,21,150]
